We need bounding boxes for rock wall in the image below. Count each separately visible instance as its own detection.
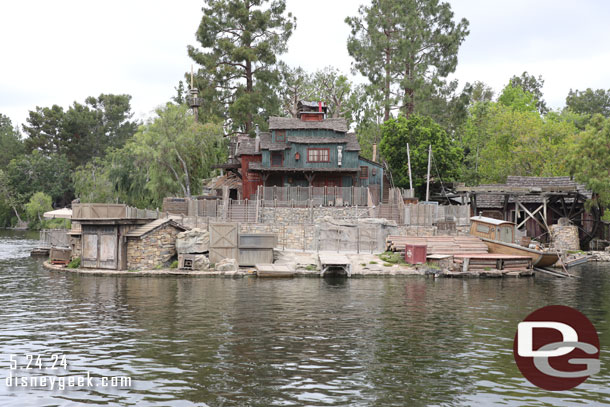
[70,235,81,259]
[127,224,182,270]
[260,206,370,225]
[240,223,316,251]
[171,214,466,253]
[550,225,580,251]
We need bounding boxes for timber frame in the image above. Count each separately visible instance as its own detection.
[457,184,601,248]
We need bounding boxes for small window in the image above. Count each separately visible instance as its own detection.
[307,148,330,163]
[276,130,286,142]
[372,167,377,176]
[248,172,261,181]
[360,166,369,178]
[476,223,490,234]
[271,152,283,167]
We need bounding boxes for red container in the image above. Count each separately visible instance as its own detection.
[405,244,427,264]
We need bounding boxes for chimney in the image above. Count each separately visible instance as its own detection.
[255,125,260,153]
[372,144,377,162]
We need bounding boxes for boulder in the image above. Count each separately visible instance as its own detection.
[176,228,209,254]
[179,254,210,271]
[216,258,238,272]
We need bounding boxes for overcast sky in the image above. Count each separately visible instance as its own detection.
[1,0,610,129]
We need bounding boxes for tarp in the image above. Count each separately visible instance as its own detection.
[43,208,72,219]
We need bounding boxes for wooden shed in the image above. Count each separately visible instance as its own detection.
[71,204,158,270]
[470,216,515,244]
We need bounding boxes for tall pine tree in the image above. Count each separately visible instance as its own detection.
[188,0,296,135]
[346,0,469,120]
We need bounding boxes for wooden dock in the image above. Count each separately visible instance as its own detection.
[318,253,351,277]
[255,264,295,278]
[386,236,488,254]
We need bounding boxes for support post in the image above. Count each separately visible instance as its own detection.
[425,144,432,202]
[407,143,414,195]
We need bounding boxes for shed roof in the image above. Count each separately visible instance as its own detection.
[207,172,242,190]
[235,136,261,156]
[470,216,515,226]
[248,162,358,173]
[287,134,360,151]
[268,117,348,133]
[472,176,591,208]
[125,218,187,239]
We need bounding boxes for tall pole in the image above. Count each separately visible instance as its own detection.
[406,143,414,195]
[425,144,432,202]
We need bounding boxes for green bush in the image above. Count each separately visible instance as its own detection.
[170,260,178,269]
[67,257,81,269]
[305,264,317,271]
[383,263,393,267]
[378,251,407,265]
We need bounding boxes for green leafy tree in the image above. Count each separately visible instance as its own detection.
[0,169,24,224]
[277,64,314,118]
[73,158,116,204]
[5,151,73,207]
[25,192,53,226]
[497,83,538,113]
[310,67,355,122]
[188,0,296,135]
[508,72,548,114]
[379,115,462,195]
[128,104,226,204]
[462,101,576,184]
[346,0,469,120]
[22,94,138,168]
[0,114,24,171]
[352,84,384,160]
[570,114,610,206]
[565,88,610,118]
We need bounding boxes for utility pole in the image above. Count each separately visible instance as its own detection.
[406,143,414,197]
[425,144,431,202]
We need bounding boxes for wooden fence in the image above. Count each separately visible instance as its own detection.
[39,229,70,248]
[259,186,371,207]
[72,204,158,220]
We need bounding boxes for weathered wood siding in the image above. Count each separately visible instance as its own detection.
[262,129,359,169]
[357,157,383,189]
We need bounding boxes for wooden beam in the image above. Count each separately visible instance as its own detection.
[517,201,547,231]
[503,194,510,221]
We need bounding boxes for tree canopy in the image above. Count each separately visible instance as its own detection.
[22,94,138,168]
[188,0,296,134]
[346,0,469,120]
[379,115,463,194]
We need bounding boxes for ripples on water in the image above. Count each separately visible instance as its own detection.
[0,230,608,406]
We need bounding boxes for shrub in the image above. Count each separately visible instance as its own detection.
[67,257,80,269]
[378,251,407,265]
[170,260,178,269]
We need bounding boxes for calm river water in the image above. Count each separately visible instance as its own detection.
[0,229,608,406]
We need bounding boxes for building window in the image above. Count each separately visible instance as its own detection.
[476,223,490,234]
[276,130,286,142]
[271,151,283,167]
[360,166,369,178]
[307,148,330,163]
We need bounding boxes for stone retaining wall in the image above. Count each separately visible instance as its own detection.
[550,225,580,251]
[172,217,463,253]
[127,224,182,270]
[70,235,81,259]
[260,206,371,225]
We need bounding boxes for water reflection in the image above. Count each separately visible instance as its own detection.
[0,230,609,406]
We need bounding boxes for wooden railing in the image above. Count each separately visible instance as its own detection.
[258,186,371,206]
